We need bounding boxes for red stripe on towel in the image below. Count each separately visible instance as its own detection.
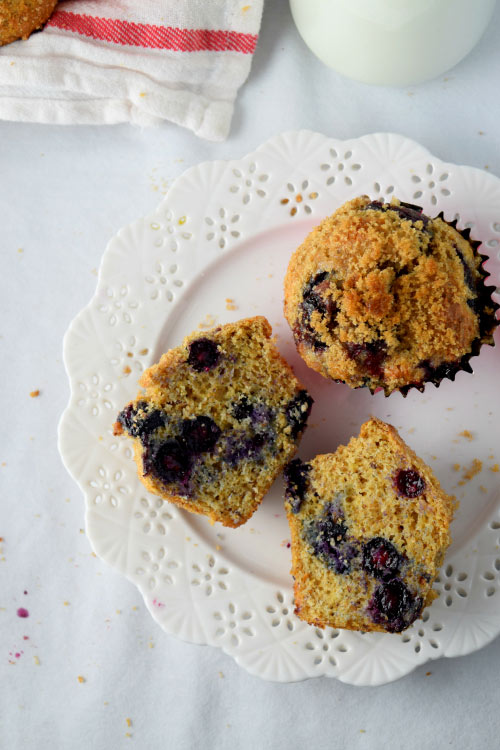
[47,11,258,54]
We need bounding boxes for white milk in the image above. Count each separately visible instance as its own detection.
[290,0,497,85]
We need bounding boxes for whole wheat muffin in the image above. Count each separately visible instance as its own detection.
[284,196,498,395]
[284,418,456,633]
[0,0,57,46]
[113,317,313,528]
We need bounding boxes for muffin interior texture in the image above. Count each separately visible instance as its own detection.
[114,316,312,527]
[284,196,498,394]
[284,418,456,633]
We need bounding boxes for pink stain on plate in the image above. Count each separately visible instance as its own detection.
[152,599,165,609]
[17,608,29,618]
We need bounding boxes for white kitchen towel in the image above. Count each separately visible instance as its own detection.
[0,0,264,140]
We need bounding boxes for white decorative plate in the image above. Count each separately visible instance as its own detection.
[59,131,500,686]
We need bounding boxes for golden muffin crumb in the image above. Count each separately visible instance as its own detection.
[113,317,313,527]
[284,418,456,632]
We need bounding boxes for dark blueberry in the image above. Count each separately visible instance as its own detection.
[232,396,254,422]
[389,201,430,228]
[303,271,329,296]
[117,401,165,441]
[294,323,327,351]
[231,397,273,426]
[303,289,327,316]
[297,271,337,351]
[316,540,357,574]
[362,537,403,581]
[285,390,313,438]
[224,431,270,467]
[283,459,311,513]
[345,340,387,379]
[118,403,141,435]
[187,338,220,372]
[454,245,476,293]
[145,439,191,485]
[364,200,430,229]
[315,512,348,545]
[305,504,358,574]
[333,543,358,574]
[368,580,422,632]
[394,469,426,498]
[363,200,384,212]
[250,402,274,426]
[301,292,328,330]
[180,416,220,454]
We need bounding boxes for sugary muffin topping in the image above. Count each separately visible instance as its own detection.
[284,195,498,394]
[284,418,456,633]
[114,317,313,527]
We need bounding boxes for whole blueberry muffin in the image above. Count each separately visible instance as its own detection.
[113,317,313,528]
[284,418,456,633]
[284,196,498,395]
[0,0,57,46]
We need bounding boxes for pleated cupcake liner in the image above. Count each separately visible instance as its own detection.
[393,213,499,398]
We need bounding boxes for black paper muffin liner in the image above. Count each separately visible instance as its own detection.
[386,208,499,397]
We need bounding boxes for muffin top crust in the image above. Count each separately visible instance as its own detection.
[284,195,496,394]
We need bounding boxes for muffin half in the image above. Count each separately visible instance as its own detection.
[284,418,456,633]
[114,317,313,527]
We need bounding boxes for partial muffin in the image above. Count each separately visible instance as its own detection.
[284,195,498,395]
[0,0,57,46]
[114,317,313,528]
[284,418,456,632]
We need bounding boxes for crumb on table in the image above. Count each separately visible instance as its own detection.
[458,459,483,485]
[198,314,217,329]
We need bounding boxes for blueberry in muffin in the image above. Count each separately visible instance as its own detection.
[114,317,313,527]
[284,418,456,633]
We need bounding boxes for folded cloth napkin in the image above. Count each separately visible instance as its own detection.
[0,0,264,140]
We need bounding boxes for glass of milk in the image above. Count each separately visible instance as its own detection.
[290,0,497,86]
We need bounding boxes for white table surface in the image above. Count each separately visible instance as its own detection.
[2,2,500,748]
